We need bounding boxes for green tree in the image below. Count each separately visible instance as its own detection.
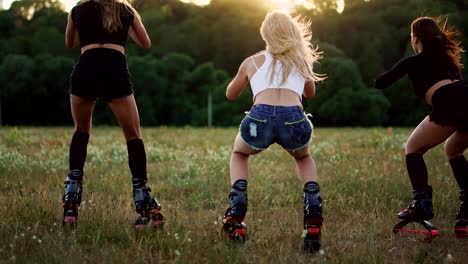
[128,55,169,125]
[318,88,390,126]
[307,56,389,125]
[0,54,35,125]
[34,54,74,124]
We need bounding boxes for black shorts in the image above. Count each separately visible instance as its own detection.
[429,80,468,132]
[69,48,133,101]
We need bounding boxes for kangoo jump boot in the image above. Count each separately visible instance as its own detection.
[393,186,439,240]
[62,169,83,227]
[222,179,248,242]
[303,181,323,253]
[133,182,164,230]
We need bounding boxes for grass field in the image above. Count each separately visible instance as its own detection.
[0,127,467,263]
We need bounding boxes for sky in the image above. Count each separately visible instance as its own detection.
[3,0,77,11]
[2,0,346,13]
[179,0,345,12]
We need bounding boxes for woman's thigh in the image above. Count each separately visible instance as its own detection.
[107,94,141,140]
[445,131,468,158]
[406,116,456,154]
[70,95,96,133]
[232,133,261,156]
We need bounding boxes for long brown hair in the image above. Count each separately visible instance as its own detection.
[90,0,137,32]
[411,16,464,74]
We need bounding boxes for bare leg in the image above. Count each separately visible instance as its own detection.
[405,116,456,154]
[445,131,468,159]
[229,133,261,185]
[287,146,317,185]
[108,95,162,224]
[445,131,468,195]
[70,95,96,133]
[63,95,96,225]
[398,116,456,221]
[108,95,146,184]
[69,95,95,171]
[289,145,322,253]
[404,116,456,190]
[107,94,142,140]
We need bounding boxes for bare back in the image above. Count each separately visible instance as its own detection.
[247,53,303,108]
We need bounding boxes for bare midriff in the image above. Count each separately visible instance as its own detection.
[81,43,125,55]
[253,88,302,108]
[425,79,460,106]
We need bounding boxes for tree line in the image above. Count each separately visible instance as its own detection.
[0,0,467,126]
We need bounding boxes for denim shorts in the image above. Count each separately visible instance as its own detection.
[239,104,313,151]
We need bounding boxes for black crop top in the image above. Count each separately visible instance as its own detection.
[374,52,460,98]
[71,1,134,47]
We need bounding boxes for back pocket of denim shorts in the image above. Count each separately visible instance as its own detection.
[284,115,312,146]
[240,114,269,148]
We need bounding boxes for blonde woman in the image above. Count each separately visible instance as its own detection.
[63,0,163,229]
[222,10,325,252]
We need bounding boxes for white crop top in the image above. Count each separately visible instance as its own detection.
[249,51,305,99]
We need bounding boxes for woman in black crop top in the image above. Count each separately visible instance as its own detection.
[374,17,468,233]
[62,0,164,229]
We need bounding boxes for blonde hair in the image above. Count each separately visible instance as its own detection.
[90,0,138,32]
[260,10,325,85]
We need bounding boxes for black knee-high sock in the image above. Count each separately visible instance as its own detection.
[69,131,90,171]
[127,138,147,188]
[449,155,468,191]
[406,153,429,191]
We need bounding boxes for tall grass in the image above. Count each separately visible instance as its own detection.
[0,127,467,263]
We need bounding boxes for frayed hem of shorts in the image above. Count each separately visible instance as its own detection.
[284,141,311,152]
[239,135,266,151]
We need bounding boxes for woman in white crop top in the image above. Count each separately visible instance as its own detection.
[221,10,326,252]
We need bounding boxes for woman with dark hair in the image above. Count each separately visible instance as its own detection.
[375,16,467,236]
[62,0,163,229]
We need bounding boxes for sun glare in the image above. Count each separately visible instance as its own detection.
[337,0,345,13]
[2,0,76,11]
[295,0,315,9]
[266,0,294,11]
[179,0,211,6]
[1,0,348,14]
